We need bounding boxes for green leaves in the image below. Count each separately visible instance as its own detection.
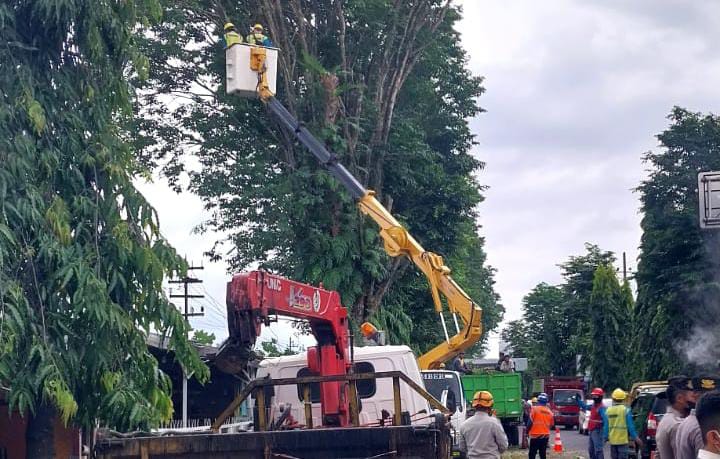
[0,0,207,439]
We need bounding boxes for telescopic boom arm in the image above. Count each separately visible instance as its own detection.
[234,45,482,369]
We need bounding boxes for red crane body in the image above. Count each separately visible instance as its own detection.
[226,271,351,426]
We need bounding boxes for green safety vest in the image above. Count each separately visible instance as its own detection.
[606,405,629,445]
[246,33,267,45]
[225,31,242,48]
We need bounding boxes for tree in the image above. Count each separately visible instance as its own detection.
[559,243,616,373]
[587,264,627,389]
[135,0,503,352]
[260,339,297,358]
[192,330,216,346]
[503,244,617,382]
[0,1,208,455]
[634,107,720,378]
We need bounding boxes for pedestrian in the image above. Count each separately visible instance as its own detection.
[452,352,472,375]
[603,388,641,459]
[459,391,509,459]
[246,23,273,47]
[577,387,608,459]
[499,354,515,373]
[527,393,554,459]
[657,376,700,459]
[675,377,720,459]
[696,389,720,459]
[223,22,243,48]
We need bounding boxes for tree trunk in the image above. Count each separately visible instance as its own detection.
[26,402,56,459]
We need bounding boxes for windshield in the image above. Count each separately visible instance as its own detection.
[422,371,462,406]
[554,389,583,406]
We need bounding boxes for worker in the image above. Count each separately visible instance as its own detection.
[499,354,515,373]
[675,377,720,459]
[452,352,472,375]
[603,389,640,459]
[657,376,701,459]
[246,23,272,47]
[527,393,554,459]
[459,391,509,459]
[576,387,608,459]
[223,22,243,48]
[696,390,720,459]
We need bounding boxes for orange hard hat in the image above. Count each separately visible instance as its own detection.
[472,391,494,408]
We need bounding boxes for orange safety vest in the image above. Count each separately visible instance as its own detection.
[528,405,554,438]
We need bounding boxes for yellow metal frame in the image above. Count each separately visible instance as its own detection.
[248,51,483,370]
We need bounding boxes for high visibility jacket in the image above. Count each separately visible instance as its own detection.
[528,406,554,438]
[588,404,605,431]
[224,31,242,48]
[246,32,271,46]
[604,405,636,445]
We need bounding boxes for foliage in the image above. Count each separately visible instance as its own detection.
[0,0,208,439]
[634,107,720,379]
[587,264,629,389]
[260,339,297,358]
[192,330,216,346]
[134,0,503,352]
[503,244,619,381]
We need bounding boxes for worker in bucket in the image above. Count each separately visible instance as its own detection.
[527,393,554,459]
[459,391,508,459]
[223,22,243,48]
[603,388,640,459]
[576,388,608,459]
[246,23,273,46]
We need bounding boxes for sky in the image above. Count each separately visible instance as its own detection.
[139,0,720,355]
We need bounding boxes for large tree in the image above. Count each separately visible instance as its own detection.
[0,1,207,455]
[587,264,629,389]
[634,107,720,379]
[135,0,503,353]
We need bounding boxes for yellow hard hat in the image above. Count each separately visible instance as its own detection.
[224,22,235,31]
[472,391,494,408]
[611,388,627,401]
[253,23,264,31]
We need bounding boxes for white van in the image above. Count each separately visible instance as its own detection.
[256,345,433,427]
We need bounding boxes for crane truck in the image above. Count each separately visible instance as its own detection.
[95,40,484,458]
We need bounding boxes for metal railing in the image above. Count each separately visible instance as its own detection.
[211,370,449,432]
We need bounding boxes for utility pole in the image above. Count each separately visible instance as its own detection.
[169,263,204,428]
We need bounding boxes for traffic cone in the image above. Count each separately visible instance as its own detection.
[553,427,564,453]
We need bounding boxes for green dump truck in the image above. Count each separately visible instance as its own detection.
[461,372,523,445]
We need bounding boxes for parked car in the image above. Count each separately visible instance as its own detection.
[628,383,668,459]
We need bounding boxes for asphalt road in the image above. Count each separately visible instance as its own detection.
[552,428,611,457]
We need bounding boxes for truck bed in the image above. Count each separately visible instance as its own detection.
[95,425,451,459]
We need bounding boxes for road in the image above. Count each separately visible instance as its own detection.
[552,428,610,457]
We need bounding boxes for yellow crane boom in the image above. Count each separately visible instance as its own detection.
[234,45,482,369]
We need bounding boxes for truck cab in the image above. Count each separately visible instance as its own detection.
[256,345,433,427]
[421,370,467,430]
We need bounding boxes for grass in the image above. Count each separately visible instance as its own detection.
[503,448,587,459]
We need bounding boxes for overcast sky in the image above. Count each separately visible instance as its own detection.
[139,0,720,354]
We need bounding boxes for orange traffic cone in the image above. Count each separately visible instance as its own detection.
[553,427,564,453]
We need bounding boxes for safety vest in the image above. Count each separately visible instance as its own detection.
[588,404,604,431]
[606,405,629,445]
[246,33,268,45]
[224,31,242,48]
[528,405,554,438]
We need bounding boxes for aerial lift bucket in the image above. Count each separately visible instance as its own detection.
[226,43,279,97]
